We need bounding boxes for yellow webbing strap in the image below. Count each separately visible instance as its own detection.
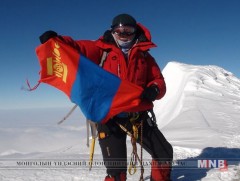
[128,152,137,175]
[117,114,145,180]
[89,137,96,171]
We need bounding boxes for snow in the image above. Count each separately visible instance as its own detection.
[1,62,240,180]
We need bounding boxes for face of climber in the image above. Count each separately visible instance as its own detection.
[112,25,136,42]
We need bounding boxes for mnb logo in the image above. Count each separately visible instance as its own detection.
[198,160,228,171]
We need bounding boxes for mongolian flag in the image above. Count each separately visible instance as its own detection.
[35,38,150,124]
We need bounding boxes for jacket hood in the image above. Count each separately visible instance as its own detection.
[136,23,152,42]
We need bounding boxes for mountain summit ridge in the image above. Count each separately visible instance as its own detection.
[154,61,240,148]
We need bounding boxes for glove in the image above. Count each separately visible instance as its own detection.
[141,85,160,102]
[39,30,58,44]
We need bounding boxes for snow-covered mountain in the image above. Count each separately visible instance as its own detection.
[155,62,240,148]
[154,62,240,180]
[0,62,240,180]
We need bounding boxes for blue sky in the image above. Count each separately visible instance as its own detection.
[1,0,240,110]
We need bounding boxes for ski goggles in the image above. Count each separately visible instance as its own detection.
[112,25,136,36]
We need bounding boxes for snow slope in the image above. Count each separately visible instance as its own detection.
[155,62,240,149]
[0,62,240,180]
[154,62,240,180]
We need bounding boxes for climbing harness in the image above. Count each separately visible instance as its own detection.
[117,113,145,181]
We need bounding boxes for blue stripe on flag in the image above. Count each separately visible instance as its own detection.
[71,55,121,122]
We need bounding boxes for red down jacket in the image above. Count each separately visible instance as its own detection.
[61,23,166,110]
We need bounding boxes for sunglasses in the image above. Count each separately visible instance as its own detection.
[113,26,136,36]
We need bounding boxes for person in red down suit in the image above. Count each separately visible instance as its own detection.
[40,13,173,181]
